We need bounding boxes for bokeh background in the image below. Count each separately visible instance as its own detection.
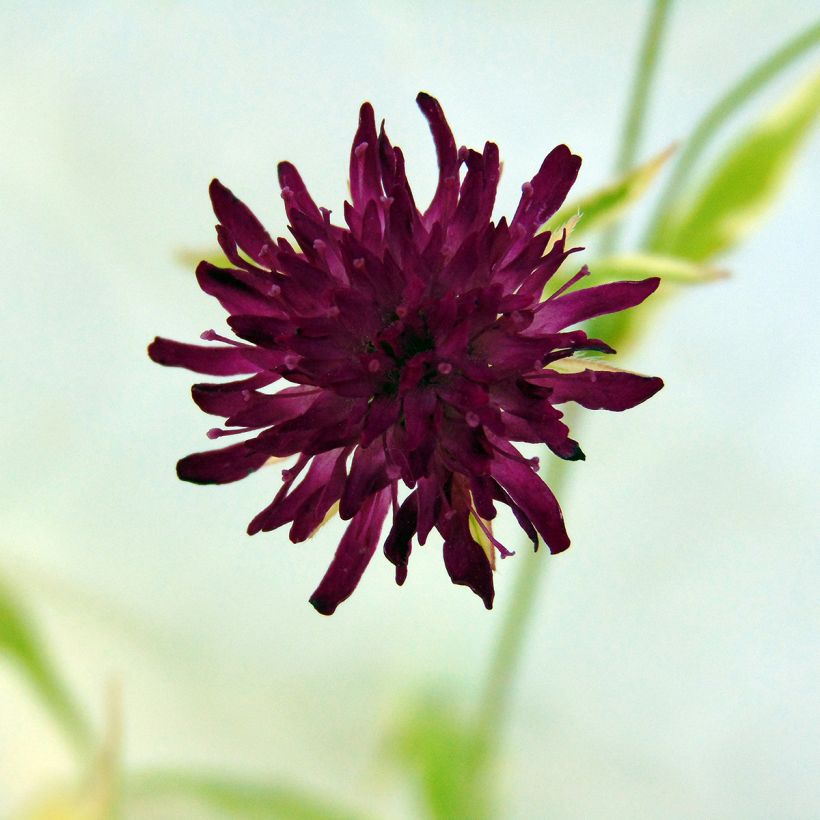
[1,1,818,817]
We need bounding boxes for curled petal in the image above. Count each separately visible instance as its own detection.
[489,440,570,554]
[384,492,418,585]
[310,487,392,615]
[417,92,459,226]
[439,511,494,609]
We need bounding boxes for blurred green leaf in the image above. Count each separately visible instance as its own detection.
[126,771,368,820]
[388,693,493,820]
[653,68,820,261]
[646,21,820,246]
[587,253,728,285]
[0,575,91,756]
[545,145,675,237]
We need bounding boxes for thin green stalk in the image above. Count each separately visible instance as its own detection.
[600,0,674,254]
[473,425,575,748]
[644,19,820,248]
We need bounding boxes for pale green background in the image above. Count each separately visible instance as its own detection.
[1,1,818,817]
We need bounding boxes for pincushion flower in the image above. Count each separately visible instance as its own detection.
[149,93,663,615]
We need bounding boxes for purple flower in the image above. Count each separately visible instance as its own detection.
[149,94,663,615]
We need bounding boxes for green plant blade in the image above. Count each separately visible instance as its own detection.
[653,68,820,260]
[125,771,369,820]
[388,692,493,820]
[646,20,820,246]
[587,253,728,285]
[0,575,92,756]
[545,145,675,238]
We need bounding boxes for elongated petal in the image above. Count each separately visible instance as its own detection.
[310,487,391,615]
[533,364,663,410]
[191,373,278,417]
[489,443,570,554]
[148,337,259,376]
[209,179,275,265]
[177,441,270,485]
[417,92,459,226]
[511,145,582,235]
[439,511,494,609]
[384,492,418,585]
[533,277,660,333]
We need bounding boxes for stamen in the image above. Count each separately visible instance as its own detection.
[548,265,590,301]
[437,361,453,375]
[200,329,244,347]
[207,426,260,439]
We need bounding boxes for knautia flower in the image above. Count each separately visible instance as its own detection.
[149,93,662,615]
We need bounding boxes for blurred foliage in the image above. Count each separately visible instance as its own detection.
[546,145,675,239]
[585,253,727,285]
[17,688,120,820]
[652,70,820,261]
[0,575,91,757]
[125,771,369,820]
[387,692,493,820]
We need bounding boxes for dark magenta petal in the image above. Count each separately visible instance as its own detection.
[439,511,494,609]
[383,492,418,585]
[532,277,660,333]
[177,441,270,485]
[416,92,459,226]
[310,487,392,615]
[227,385,321,428]
[277,161,323,222]
[511,145,581,235]
[148,337,259,376]
[532,368,664,411]
[191,373,279,417]
[489,441,570,554]
[209,179,275,265]
[349,102,382,211]
[339,441,390,519]
[248,447,349,539]
[196,262,282,317]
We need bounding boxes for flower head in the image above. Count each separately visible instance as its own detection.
[149,93,662,615]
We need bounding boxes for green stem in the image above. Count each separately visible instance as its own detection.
[600,0,675,254]
[473,430,575,749]
[644,18,820,249]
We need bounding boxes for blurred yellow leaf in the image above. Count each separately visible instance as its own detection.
[20,687,120,820]
[174,247,230,269]
[587,253,728,285]
[469,512,496,570]
[654,68,820,261]
[545,144,675,237]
